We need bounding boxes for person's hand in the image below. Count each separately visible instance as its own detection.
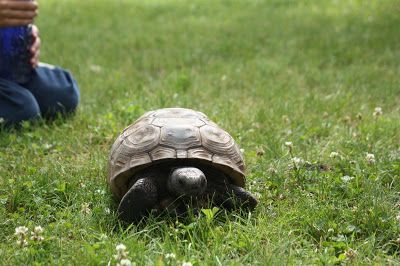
[0,0,38,27]
[30,24,40,67]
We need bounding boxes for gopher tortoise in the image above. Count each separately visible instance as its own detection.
[108,108,257,222]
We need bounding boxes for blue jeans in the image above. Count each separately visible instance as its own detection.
[0,63,80,127]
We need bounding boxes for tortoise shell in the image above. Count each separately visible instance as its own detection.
[108,108,245,199]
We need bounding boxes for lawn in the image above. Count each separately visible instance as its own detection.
[0,0,399,265]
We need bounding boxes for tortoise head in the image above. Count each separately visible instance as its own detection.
[167,167,207,197]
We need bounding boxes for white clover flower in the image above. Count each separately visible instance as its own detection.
[95,189,106,195]
[105,207,111,214]
[115,243,129,260]
[182,262,193,266]
[291,157,303,165]
[15,226,29,236]
[89,64,103,73]
[256,147,265,156]
[165,253,176,259]
[365,153,376,164]
[30,226,44,242]
[344,248,357,260]
[240,148,245,154]
[16,239,28,247]
[0,117,4,124]
[116,244,127,252]
[341,175,354,182]
[15,226,29,247]
[373,107,382,117]
[284,141,293,149]
[33,226,43,234]
[268,167,277,175]
[117,259,132,266]
[330,151,340,158]
[81,203,91,215]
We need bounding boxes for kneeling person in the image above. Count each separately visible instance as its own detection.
[0,0,79,128]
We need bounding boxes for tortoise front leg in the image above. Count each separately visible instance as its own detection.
[226,183,258,211]
[208,182,258,211]
[118,177,158,223]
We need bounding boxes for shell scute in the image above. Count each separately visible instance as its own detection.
[187,147,213,161]
[130,153,152,168]
[150,146,177,161]
[153,108,207,119]
[124,124,160,153]
[160,125,201,149]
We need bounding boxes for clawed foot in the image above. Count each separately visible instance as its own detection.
[117,177,158,223]
[207,182,258,211]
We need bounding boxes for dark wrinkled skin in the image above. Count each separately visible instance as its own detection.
[117,163,257,223]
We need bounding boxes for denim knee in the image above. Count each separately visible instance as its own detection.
[25,63,80,118]
[0,78,41,127]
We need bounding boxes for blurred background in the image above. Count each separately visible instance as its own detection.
[37,0,400,124]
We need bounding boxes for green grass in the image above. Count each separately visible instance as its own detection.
[1,0,400,264]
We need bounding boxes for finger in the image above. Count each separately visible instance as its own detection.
[0,9,37,19]
[30,50,40,68]
[31,24,39,36]
[0,0,38,11]
[30,25,40,52]
[30,37,41,53]
[0,18,33,27]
